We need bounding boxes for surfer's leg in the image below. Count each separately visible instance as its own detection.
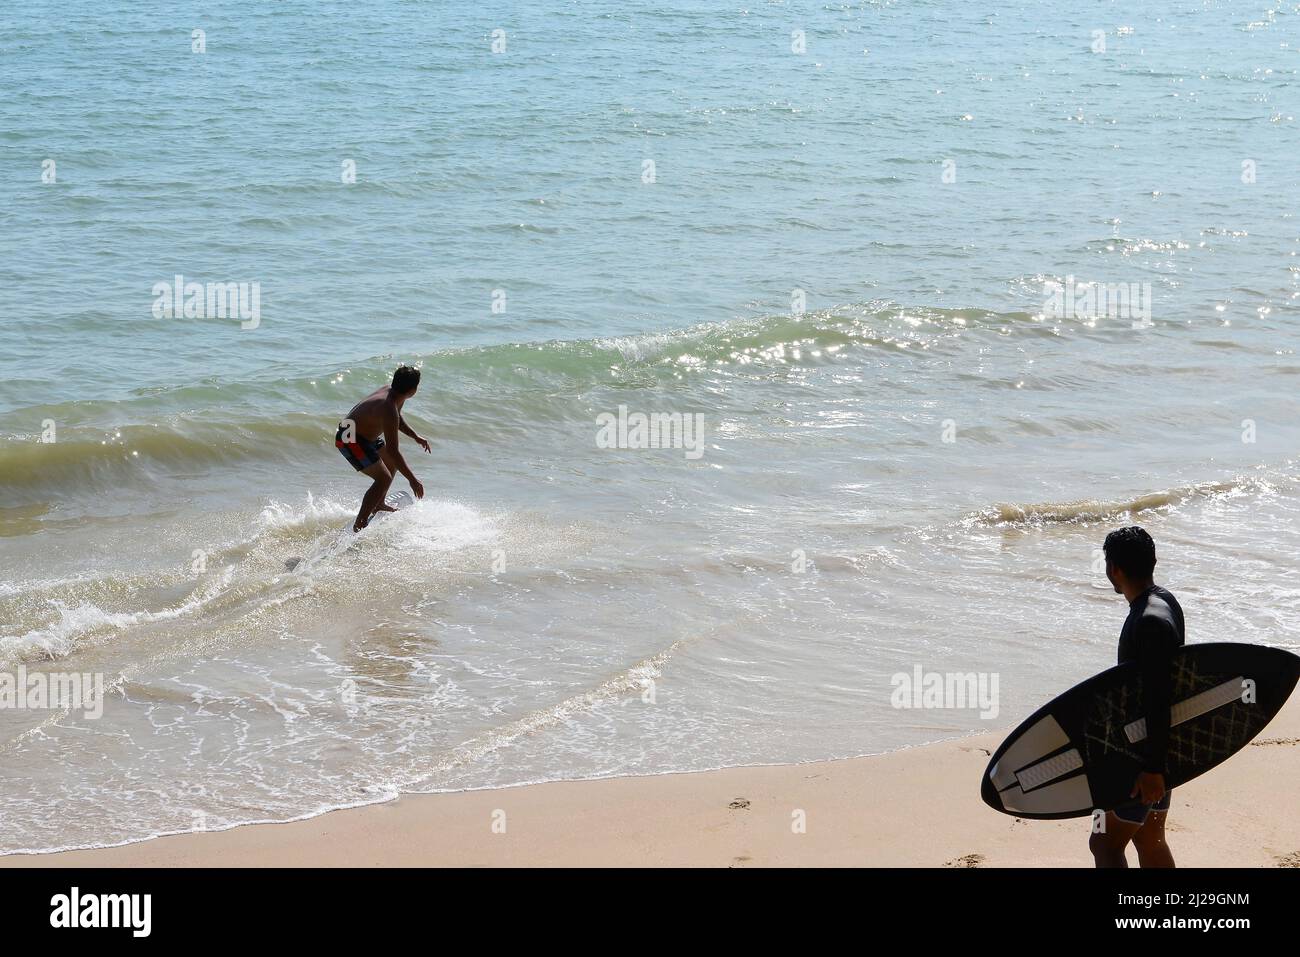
[1132,809,1175,868]
[367,445,405,517]
[1089,811,1141,867]
[354,461,393,532]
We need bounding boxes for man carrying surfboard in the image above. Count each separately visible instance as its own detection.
[335,366,430,532]
[1089,526,1184,868]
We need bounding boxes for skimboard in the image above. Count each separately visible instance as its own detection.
[980,642,1300,819]
[371,489,413,519]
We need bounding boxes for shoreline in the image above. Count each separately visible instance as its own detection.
[5,697,1297,868]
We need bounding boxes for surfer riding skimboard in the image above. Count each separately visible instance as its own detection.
[1089,526,1184,868]
[336,365,429,532]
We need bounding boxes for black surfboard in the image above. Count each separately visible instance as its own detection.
[981,642,1300,819]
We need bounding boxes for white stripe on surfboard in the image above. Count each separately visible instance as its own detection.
[989,714,1070,791]
[999,768,1093,815]
[1014,747,1084,791]
[1124,676,1245,745]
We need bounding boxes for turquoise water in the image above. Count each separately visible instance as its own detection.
[1,2,1299,852]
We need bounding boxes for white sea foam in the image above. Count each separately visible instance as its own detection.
[0,597,201,662]
[379,499,499,554]
[256,493,353,533]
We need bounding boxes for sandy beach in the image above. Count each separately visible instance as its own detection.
[6,697,1295,869]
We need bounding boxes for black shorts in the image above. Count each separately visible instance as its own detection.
[1112,789,1172,825]
[335,424,385,471]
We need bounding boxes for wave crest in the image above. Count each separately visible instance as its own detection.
[977,476,1280,527]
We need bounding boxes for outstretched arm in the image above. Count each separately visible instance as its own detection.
[399,414,431,453]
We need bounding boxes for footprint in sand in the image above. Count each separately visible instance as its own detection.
[729,798,750,810]
[1276,852,1300,868]
[728,855,752,868]
[946,853,985,868]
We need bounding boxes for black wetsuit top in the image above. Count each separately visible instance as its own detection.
[1117,585,1185,774]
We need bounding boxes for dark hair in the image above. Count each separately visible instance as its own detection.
[1103,526,1157,579]
[392,365,421,395]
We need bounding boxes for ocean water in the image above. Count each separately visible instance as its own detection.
[1,1,1299,852]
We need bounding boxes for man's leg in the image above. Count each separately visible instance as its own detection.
[1131,810,1175,868]
[1089,811,1142,868]
[354,461,393,532]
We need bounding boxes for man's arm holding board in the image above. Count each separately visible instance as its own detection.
[1132,614,1179,803]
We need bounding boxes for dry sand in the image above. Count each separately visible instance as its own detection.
[5,698,1297,868]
